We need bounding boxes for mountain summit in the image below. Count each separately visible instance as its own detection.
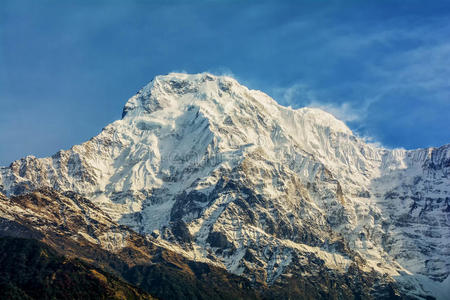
[1,73,449,299]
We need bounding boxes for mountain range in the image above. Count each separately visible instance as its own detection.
[1,73,449,299]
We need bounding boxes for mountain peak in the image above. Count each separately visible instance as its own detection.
[1,73,448,299]
[121,72,352,137]
[122,72,244,117]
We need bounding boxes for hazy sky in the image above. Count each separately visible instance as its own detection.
[1,0,450,165]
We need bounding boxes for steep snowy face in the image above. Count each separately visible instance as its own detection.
[371,145,450,283]
[0,73,364,228]
[0,73,449,298]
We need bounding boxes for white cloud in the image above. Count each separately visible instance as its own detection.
[369,41,450,98]
[272,83,375,123]
[307,101,366,122]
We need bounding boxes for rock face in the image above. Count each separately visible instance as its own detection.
[0,189,261,300]
[1,73,449,299]
[0,188,397,299]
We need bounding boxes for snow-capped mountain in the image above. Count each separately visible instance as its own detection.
[1,73,449,299]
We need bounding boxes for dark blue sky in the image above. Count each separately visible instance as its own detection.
[1,0,450,165]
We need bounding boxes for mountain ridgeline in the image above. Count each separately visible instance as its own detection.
[0,73,449,299]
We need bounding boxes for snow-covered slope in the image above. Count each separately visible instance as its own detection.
[1,73,449,298]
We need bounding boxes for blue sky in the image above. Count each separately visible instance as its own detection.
[1,0,449,165]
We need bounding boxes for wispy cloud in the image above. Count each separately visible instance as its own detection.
[267,13,450,148]
[306,101,371,123]
[271,83,374,123]
[369,41,450,100]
